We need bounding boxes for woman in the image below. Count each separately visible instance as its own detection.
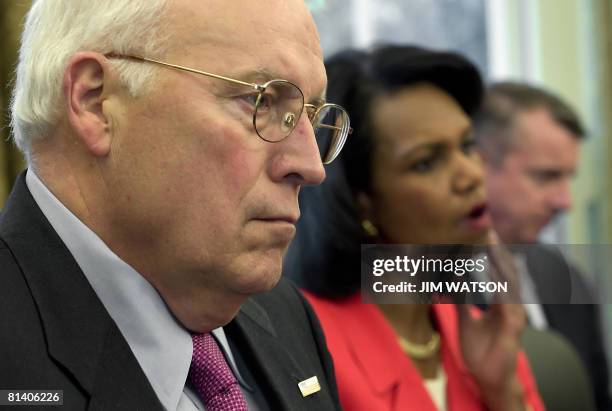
[287,45,544,411]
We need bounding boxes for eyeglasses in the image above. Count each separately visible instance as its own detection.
[106,53,351,164]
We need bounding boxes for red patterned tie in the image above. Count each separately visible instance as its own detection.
[188,333,249,411]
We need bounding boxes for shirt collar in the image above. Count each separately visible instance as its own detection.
[26,170,192,410]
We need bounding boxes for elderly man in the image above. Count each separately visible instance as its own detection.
[0,1,350,410]
[475,82,611,411]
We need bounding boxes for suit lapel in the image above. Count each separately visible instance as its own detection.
[229,298,309,410]
[86,325,164,411]
[525,245,571,304]
[0,173,163,410]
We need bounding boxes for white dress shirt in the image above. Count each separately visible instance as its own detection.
[513,253,548,330]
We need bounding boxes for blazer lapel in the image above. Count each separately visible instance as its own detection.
[229,297,315,410]
[86,325,164,411]
[0,173,163,411]
[339,300,437,411]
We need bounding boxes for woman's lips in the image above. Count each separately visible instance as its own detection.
[462,203,492,232]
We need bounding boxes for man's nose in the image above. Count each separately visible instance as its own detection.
[271,113,326,186]
[550,180,573,211]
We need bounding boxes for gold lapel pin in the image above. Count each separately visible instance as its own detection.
[298,376,321,397]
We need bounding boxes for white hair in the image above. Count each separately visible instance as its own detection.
[10,0,173,157]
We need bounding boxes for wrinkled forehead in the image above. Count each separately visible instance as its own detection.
[166,0,326,98]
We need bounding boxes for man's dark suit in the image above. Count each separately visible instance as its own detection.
[0,173,341,410]
[525,246,612,411]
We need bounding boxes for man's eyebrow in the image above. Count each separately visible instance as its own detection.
[308,95,327,106]
[212,68,279,93]
[227,68,327,104]
[238,68,281,84]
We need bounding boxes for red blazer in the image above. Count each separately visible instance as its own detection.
[304,292,545,411]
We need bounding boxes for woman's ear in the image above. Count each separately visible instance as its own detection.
[357,192,379,238]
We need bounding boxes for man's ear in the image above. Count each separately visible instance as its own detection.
[63,52,115,157]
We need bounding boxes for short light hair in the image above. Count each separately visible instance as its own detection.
[10,0,173,158]
[474,81,586,166]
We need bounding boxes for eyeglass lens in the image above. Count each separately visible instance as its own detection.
[254,80,303,142]
[312,105,350,164]
[254,80,349,164]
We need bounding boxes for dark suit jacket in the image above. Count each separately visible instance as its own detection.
[0,173,341,411]
[525,245,612,411]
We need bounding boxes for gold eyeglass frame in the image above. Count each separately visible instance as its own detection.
[105,53,351,163]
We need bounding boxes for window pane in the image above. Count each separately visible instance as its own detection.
[310,0,488,77]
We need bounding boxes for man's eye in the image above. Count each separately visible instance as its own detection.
[238,92,276,114]
[256,92,276,112]
[531,170,563,184]
[239,94,259,109]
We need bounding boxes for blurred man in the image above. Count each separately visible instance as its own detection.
[0,1,351,410]
[475,81,611,410]
[476,83,582,244]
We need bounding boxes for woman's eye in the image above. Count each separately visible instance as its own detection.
[409,156,436,173]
